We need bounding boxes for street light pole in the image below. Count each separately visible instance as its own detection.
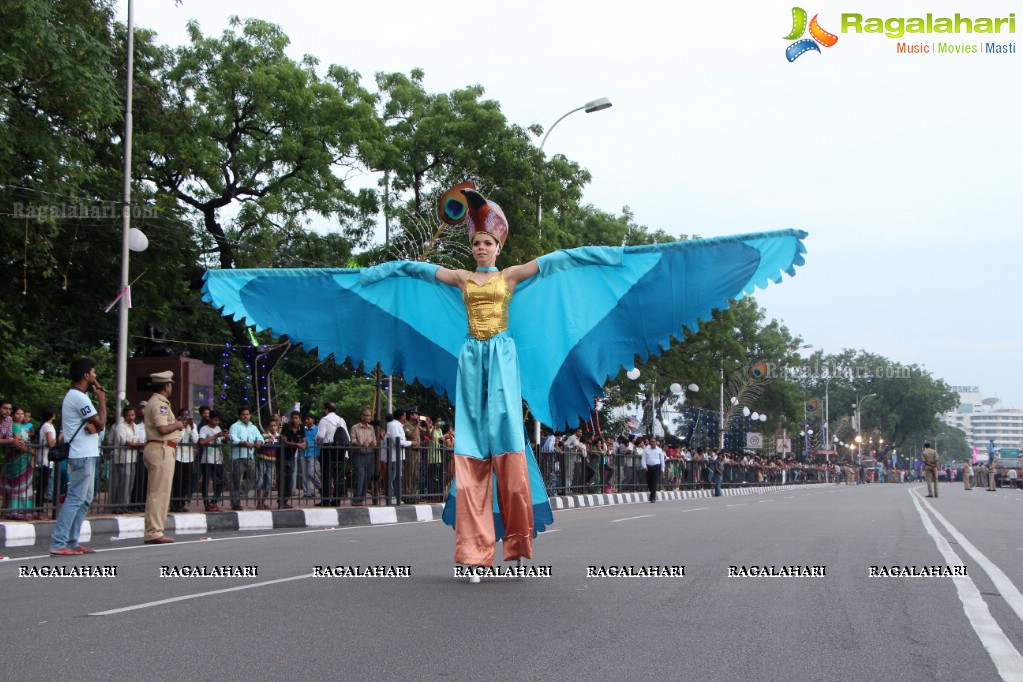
[531,97,611,446]
[536,97,612,235]
[823,376,831,453]
[854,393,877,464]
[116,0,135,417]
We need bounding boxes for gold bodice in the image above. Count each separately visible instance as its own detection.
[462,274,511,340]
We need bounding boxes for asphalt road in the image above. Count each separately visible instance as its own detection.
[4,482,1023,681]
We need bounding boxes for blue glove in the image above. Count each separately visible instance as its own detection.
[537,246,623,277]
[360,261,440,286]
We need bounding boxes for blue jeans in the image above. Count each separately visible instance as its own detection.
[255,458,273,492]
[50,457,97,550]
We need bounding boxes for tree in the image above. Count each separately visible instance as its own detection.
[131,17,383,420]
[0,0,158,411]
[135,16,381,290]
[373,69,590,266]
[798,349,959,457]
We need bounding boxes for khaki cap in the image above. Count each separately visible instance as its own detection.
[150,370,175,384]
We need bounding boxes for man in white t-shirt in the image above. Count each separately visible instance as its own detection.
[314,401,348,507]
[49,358,107,556]
[385,411,413,505]
[198,409,229,512]
[641,438,666,503]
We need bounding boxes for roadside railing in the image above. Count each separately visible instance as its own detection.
[1,442,844,520]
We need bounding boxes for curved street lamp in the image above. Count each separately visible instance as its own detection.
[853,393,877,462]
[536,97,613,236]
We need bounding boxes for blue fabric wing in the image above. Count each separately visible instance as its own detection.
[511,229,808,430]
[201,268,467,398]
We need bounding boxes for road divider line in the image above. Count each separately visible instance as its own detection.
[90,574,314,616]
[913,489,1023,628]
[910,492,1023,679]
[680,508,709,513]
[610,515,653,523]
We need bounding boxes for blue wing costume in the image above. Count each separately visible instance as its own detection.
[202,229,808,541]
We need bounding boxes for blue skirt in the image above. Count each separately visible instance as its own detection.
[442,331,553,537]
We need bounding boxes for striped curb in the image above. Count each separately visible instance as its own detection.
[0,483,834,548]
[550,482,833,509]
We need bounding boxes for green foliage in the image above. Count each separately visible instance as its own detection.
[798,349,959,454]
[135,16,381,278]
[0,4,966,453]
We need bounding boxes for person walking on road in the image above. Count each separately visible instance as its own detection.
[641,438,666,503]
[921,441,938,498]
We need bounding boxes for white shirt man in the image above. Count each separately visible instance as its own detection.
[177,417,199,464]
[386,413,412,462]
[641,440,666,503]
[563,430,584,454]
[315,409,347,446]
[384,411,413,504]
[50,359,107,555]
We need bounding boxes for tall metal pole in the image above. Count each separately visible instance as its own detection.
[116,0,135,417]
[719,367,725,450]
[824,378,830,453]
[536,98,612,238]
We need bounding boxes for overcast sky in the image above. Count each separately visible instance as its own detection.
[121,0,1023,408]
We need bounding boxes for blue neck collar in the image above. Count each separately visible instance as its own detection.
[475,266,499,272]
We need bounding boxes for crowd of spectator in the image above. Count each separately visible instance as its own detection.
[0,393,462,519]
[538,429,838,495]
[3,392,881,521]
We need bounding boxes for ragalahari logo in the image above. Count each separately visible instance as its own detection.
[784,7,839,61]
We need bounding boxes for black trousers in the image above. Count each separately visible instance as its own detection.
[646,465,662,502]
[171,461,192,511]
[322,452,346,504]
[200,463,225,503]
[276,455,295,507]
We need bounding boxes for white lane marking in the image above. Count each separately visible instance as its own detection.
[913,489,1023,627]
[910,492,1023,679]
[784,496,795,499]
[611,515,653,523]
[0,519,441,563]
[680,508,709,513]
[90,574,314,616]
[758,500,775,503]
[726,503,746,507]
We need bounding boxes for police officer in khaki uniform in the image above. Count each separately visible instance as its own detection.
[987,457,998,492]
[143,371,183,544]
[921,441,938,498]
[963,460,973,490]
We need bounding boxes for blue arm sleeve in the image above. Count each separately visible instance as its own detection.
[536,247,624,277]
[360,261,441,286]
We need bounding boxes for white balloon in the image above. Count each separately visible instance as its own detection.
[128,227,149,252]
[730,396,739,405]
[750,412,760,420]
[669,382,682,394]
[742,407,751,417]
[688,383,699,393]
[759,414,768,422]
[626,368,641,381]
